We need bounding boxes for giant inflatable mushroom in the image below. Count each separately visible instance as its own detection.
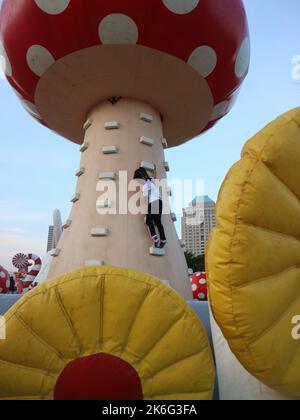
[0,0,249,298]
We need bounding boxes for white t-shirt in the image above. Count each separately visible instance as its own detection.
[142,179,162,203]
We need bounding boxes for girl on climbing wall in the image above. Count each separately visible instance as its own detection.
[133,167,167,249]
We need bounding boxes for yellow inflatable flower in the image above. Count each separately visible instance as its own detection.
[0,266,215,400]
[207,108,300,397]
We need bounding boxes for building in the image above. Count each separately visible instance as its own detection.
[46,209,63,252]
[46,225,55,252]
[181,196,216,256]
[53,209,63,246]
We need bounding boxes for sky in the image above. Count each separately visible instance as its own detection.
[0,0,300,270]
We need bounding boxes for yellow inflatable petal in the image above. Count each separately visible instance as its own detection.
[207,107,300,397]
[0,266,215,400]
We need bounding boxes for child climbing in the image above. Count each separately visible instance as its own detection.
[134,167,167,249]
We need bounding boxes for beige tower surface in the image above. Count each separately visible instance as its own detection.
[48,99,192,298]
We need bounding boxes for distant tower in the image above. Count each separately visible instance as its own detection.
[46,226,55,252]
[53,209,63,247]
[182,196,216,256]
[47,210,63,252]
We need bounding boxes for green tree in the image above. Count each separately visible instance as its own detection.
[185,252,205,273]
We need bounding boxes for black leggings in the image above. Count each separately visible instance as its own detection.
[146,200,166,241]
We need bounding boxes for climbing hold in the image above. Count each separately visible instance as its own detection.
[80,142,89,153]
[50,249,61,257]
[83,119,92,131]
[90,228,109,237]
[102,146,118,155]
[70,193,80,203]
[99,172,117,181]
[75,167,85,177]
[140,113,153,123]
[140,136,154,147]
[85,260,106,267]
[104,121,120,130]
[149,247,165,257]
[62,220,72,229]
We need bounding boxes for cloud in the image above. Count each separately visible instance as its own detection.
[0,210,47,223]
[0,201,48,223]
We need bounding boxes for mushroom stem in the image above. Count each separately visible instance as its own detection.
[47,98,192,300]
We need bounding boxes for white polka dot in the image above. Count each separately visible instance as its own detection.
[188,46,217,78]
[192,284,197,292]
[199,278,206,285]
[210,100,229,121]
[99,14,138,45]
[0,42,12,77]
[198,293,206,300]
[235,37,250,78]
[0,271,5,279]
[22,100,42,119]
[26,45,55,77]
[34,0,70,15]
[162,0,200,14]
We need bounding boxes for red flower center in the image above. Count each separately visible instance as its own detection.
[54,353,143,400]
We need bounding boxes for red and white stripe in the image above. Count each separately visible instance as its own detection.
[22,254,42,291]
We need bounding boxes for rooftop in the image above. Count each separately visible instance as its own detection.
[190,196,215,206]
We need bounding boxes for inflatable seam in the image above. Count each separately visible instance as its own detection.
[14,311,67,365]
[120,284,152,355]
[138,314,183,363]
[54,286,83,354]
[242,222,300,243]
[235,264,300,290]
[0,358,56,377]
[220,138,272,372]
[222,160,259,360]
[147,347,208,380]
[248,294,300,346]
[145,390,213,400]
[262,161,300,204]
[99,274,105,348]
[286,115,300,129]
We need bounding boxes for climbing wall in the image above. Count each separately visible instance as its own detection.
[47,99,191,299]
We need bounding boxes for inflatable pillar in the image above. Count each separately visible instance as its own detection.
[209,309,299,400]
[207,108,300,398]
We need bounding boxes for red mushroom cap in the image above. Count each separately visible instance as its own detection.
[0,0,250,145]
[0,265,10,294]
[191,272,208,301]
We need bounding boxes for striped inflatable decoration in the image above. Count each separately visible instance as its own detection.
[11,253,42,294]
[22,254,42,291]
[12,253,28,271]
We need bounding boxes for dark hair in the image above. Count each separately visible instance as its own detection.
[133,167,150,180]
